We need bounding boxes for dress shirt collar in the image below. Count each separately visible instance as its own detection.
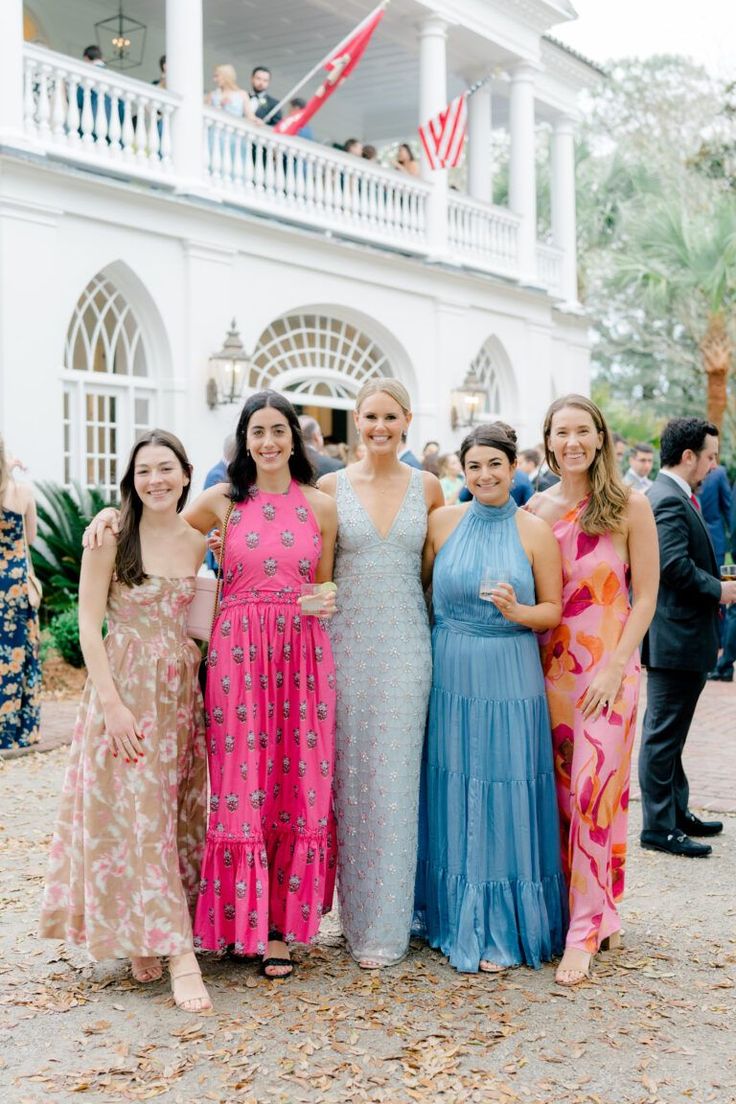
[660,469,694,498]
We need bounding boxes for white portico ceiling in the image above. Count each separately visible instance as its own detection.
[25,0,583,142]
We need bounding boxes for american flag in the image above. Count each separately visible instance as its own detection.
[418,92,468,170]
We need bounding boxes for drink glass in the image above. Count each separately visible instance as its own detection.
[720,564,736,581]
[479,569,510,602]
[300,582,329,614]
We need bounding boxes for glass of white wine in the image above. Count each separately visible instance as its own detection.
[479,569,510,602]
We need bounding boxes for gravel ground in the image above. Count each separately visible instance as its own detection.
[1,746,734,1104]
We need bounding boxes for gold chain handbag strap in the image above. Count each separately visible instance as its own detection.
[210,500,235,640]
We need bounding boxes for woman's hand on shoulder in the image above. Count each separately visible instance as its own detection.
[423,470,445,514]
[83,506,121,549]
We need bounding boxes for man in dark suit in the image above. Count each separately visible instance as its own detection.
[298,416,343,478]
[249,66,282,126]
[639,417,736,857]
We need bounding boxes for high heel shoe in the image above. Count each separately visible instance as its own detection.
[600,931,622,952]
[169,953,212,1013]
[554,948,591,987]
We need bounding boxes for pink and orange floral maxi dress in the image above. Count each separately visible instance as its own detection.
[539,499,641,953]
[40,577,207,959]
[193,482,337,954]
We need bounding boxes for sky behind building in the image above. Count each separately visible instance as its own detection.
[553,0,735,76]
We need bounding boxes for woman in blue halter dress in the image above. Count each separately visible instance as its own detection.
[414,423,568,973]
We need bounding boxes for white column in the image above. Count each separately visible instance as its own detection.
[551,115,579,307]
[467,82,492,203]
[166,0,206,193]
[418,15,448,257]
[509,62,538,284]
[0,0,27,147]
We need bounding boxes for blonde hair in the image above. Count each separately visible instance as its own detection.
[355,377,412,415]
[543,394,630,535]
[215,63,238,87]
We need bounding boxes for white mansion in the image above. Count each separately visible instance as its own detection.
[0,0,596,495]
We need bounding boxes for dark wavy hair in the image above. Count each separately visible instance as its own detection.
[116,429,193,587]
[660,417,718,467]
[459,421,518,467]
[228,390,315,500]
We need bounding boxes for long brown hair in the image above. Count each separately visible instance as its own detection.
[543,394,629,535]
[116,430,193,586]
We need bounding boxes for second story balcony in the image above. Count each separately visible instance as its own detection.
[2,0,598,306]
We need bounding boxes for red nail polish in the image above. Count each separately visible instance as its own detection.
[125,758,130,763]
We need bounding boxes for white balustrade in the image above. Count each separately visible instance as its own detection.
[447,194,521,275]
[536,242,564,296]
[23,44,178,179]
[203,109,429,250]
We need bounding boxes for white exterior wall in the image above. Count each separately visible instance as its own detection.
[0,153,588,492]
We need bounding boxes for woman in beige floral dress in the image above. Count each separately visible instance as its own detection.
[40,430,211,1013]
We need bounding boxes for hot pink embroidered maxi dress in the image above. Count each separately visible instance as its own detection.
[193,482,337,954]
[538,499,641,953]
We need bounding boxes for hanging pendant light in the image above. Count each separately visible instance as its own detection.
[95,2,147,71]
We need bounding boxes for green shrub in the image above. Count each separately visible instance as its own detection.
[31,482,111,622]
[49,607,85,668]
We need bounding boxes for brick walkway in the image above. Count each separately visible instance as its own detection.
[4,678,736,812]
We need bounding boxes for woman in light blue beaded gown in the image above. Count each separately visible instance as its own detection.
[319,379,444,967]
[414,422,568,973]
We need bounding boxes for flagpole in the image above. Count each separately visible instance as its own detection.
[263,0,390,124]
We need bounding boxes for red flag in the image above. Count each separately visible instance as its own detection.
[275,4,386,136]
[418,93,468,170]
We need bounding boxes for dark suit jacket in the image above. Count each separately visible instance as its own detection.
[251,91,282,126]
[399,449,423,470]
[306,446,343,478]
[642,472,721,671]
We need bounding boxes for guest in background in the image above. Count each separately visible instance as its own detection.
[284,98,314,140]
[0,435,41,751]
[699,463,732,567]
[422,441,441,464]
[532,443,559,491]
[206,65,257,121]
[639,418,734,858]
[623,443,655,493]
[203,435,236,573]
[299,415,344,477]
[531,395,658,986]
[438,452,464,504]
[612,432,627,469]
[152,54,166,88]
[709,479,736,682]
[344,138,363,157]
[398,437,423,469]
[510,465,534,507]
[517,448,540,480]
[415,422,566,974]
[249,66,281,125]
[362,145,378,161]
[325,442,349,465]
[395,143,420,176]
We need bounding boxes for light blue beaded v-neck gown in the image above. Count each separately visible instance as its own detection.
[329,466,431,965]
[414,496,567,972]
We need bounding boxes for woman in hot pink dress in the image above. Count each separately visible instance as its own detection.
[530,396,658,986]
[186,391,338,977]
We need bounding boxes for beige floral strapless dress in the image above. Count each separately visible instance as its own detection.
[40,577,207,960]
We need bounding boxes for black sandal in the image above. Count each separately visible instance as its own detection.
[260,930,294,979]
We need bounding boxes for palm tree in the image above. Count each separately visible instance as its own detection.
[613,196,736,427]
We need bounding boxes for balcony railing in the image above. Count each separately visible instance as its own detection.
[447,194,521,277]
[22,44,178,182]
[16,45,566,297]
[203,110,429,252]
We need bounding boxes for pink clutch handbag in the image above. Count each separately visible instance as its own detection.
[185,502,234,642]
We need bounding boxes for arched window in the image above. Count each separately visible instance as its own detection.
[62,274,157,498]
[469,342,503,419]
[250,312,391,409]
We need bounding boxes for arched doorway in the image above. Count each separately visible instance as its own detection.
[61,270,160,498]
[248,310,401,445]
[467,335,517,423]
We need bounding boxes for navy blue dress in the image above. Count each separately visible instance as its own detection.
[0,508,41,749]
[414,497,566,971]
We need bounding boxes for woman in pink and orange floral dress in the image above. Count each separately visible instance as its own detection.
[529,396,658,987]
[184,391,338,979]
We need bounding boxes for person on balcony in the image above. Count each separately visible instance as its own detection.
[283,98,315,141]
[249,66,282,126]
[205,64,258,122]
[395,143,420,177]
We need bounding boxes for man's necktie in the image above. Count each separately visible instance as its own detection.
[690,493,701,511]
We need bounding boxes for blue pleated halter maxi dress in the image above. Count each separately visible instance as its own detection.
[414,496,567,972]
